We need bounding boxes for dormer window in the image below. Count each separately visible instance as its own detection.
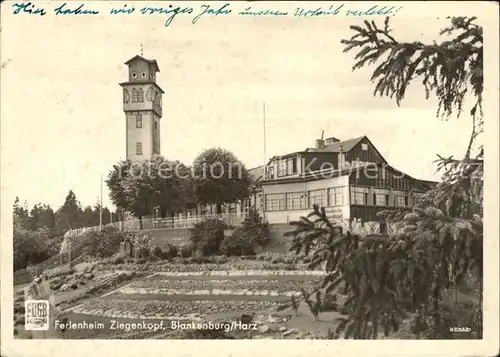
[277,160,287,177]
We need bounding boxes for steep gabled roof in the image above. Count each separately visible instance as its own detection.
[304,136,365,153]
[248,165,265,182]
[125,55,160,73]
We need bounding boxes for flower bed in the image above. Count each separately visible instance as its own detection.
[126,279,314,293]
[77,298,281,317]
[55,271,145,311]
[94,262,312,273]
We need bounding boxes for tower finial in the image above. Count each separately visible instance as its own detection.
[140,44,144,57]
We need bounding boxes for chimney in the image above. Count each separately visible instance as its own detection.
[315,139,325,149]
[325,137,340,145]
[338,144,346,169]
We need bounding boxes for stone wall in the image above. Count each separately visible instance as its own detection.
[148,228,191,248]
[146,224,294,253]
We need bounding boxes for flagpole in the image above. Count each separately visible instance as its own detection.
[263,102,267,170]
[99,174,103,230]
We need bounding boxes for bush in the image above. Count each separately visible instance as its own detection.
[240,209,269,247]
[160,244,178,260]
[75,227,126,259]
[13,225,50,271]
[136,247,150,259]
[110,254,125,265]
[180,243,194,258]
[220,209,269,256]
[189,218,226,256]
[124,231,153,259]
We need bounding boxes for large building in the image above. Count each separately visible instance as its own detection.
[257,135,437,226]
[187,135,437,228]
[120,55,164,161]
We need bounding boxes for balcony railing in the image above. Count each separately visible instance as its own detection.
[63,212,250,239]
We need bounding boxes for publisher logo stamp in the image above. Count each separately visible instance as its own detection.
[25,300,49,331]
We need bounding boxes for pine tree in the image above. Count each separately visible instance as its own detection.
[285,17,484,339]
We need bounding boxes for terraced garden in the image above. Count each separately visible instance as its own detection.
[47,262,347,339]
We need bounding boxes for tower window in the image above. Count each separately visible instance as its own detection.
[132,88,144,103]
[141,71,147,78]
[131,72,137,79]
[136,114,142,128]
[136,142,143,155]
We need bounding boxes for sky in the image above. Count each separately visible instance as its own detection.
[0,1,481,211]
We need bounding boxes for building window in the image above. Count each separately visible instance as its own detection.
[265,193,285,211]
[361,143,368,151]
[266,165,274,179]
[136,114,142,128]
[308,189,326,209]
[132,89,138,102]
[373,188,390,206]
[277,160,287,177]
[393,190,408,207]
[328,187,344,206]
[351,186,369,205]
[136,142,143,155]
[141,71,147,78]
[123,89,130,103]
[286,192,305,210]
[131,72,137,79]
[137,88,144,102]
[374,194,386,206]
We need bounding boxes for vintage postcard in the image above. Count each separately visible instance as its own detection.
[1,1,498,356]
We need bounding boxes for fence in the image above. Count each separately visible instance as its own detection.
[63,213,251,239]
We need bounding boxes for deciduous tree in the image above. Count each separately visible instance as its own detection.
[106,155,194,228]
[192,148,252,213]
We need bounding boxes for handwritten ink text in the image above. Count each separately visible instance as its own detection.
[345,5,400,17]
[239,7,288,16]
[110,4,135,15]
[294,5,344,17]
[192,3,231,25]
[12,2,46,16]
[140,5,194,27]
[54,3,99,15]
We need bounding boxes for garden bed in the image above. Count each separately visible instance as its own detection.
[76,298,282,317]
[126,279,315,293]
[94,262,314,273]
